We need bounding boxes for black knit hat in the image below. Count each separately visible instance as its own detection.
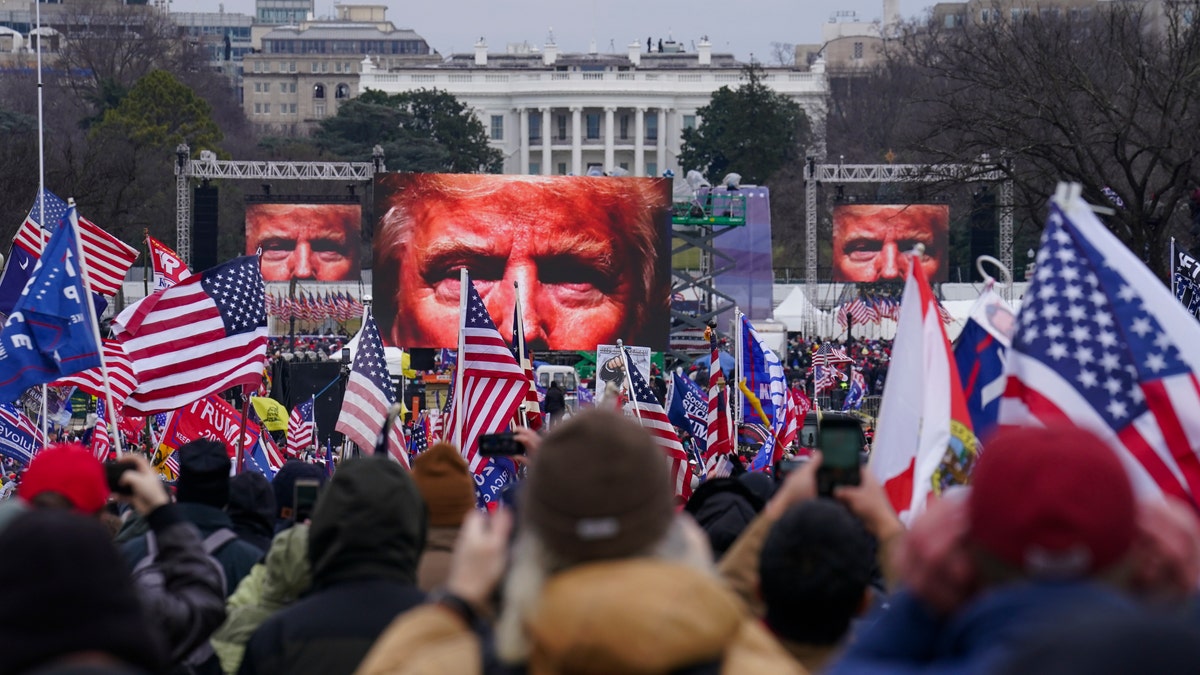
[524,409,675,564]
[175,438,231,508]
[0,509,166,673]
[272,459,328,525]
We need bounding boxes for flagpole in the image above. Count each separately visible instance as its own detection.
[514,280,528,428]
[236,387,251,473]
[733,307,743,424]
[1171,237,1177,296]
[453,268,468,451]
[617,340,643,422]
[66,202,124,456]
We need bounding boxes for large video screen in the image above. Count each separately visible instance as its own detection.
[244,201,362,282]
[373,173,673,351]
[831,204,950,283]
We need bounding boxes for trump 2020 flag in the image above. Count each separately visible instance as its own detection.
[147,234,191,291]
[0,403,39,464]
[0,207,101,404]
[953,285,1015,441]
[872,253,979,523]
[1000,187,1200,508]
[668,369,708,453]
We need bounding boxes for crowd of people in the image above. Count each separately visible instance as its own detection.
[3,406,1200,675]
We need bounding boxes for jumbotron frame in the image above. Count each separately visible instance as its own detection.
[802,159,1014,334]
[173,143,386,266]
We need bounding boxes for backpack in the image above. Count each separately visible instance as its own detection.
[133,528,238,673]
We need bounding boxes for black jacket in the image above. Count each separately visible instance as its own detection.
[543,385,566,414]
[238,457,427,675]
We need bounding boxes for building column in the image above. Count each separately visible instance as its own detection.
[635,107,646,176]
[519,108,530,174]
[604,106,615,172]
[656,107,668,176]
[571,106,583,176]
[540,107,552,175]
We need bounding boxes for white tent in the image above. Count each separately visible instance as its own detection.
[772,286,826,331]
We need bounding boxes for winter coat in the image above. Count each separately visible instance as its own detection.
[212,525,311,674]
[132,504,228,668]
[355,559,806,675]
[826,583,1142,675]
[238,458,427,675]
[685,478,765,559]
[416,526,457,593]
[122,502,264,598]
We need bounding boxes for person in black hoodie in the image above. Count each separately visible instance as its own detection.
[238,456,427,675]
[228,472,277,556]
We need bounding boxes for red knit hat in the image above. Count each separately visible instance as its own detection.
[968,425,1135,580]
[19,444,109,514]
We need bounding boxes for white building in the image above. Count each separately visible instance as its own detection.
[359,38,827,177]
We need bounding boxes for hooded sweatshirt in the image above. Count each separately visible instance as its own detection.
[238,458,427,675]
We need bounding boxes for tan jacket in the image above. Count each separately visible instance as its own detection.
[356,559,806,675]
[415,526,458,593]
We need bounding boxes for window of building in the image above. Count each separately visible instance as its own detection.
[311,62,319,73]
[289,103,297,114]
[529,162,540,175]
[557,162,567,175]
[853,42,864,59]
[289,83,297,93]
[646,113,658,142]
[619,114,629,140]
[980,8,994,23]
[263,103,271,114]
[682,114,697,131]
[253,60,263,73]
[254,103,261,114]
[529,113,541,141]
[313,84,325,99]
[253,82,261,93]
[335,83,349,99]
[557,114,567,140]
[314,104,326,117]
[647,162,657,177]
[290,61,297,72]
[1011,8,1030,21]
[491,114,504,140]
[586,113,600,139]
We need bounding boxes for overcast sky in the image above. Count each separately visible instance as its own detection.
[171,0,933,62]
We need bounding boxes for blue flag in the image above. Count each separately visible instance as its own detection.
[668,370,708,452]
[474,456,516,508]
[0,403,39,464]
[953,287,1014,440]
[245,436,278,480]
[0,208,101,404]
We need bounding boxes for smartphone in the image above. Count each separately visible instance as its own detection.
[104,461,134,496]
[774,456,810,484]
[293,479,320,523]
[816,419,864,497]
[478,432,525,456]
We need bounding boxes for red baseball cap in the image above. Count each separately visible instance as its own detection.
[968,425,1135,580]
[19,443,110,514]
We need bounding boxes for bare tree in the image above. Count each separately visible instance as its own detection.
[770,41,796,67]
[889,3,1200,276]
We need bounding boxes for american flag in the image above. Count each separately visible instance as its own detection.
[512,295,543,430]
[53,339,138,410]
[287,397,315,458]
[811,343,852,395]
[13,190,138,297]
[1001,192,1200,509]
[780,388,812,451]
[115,256,268,415]
[704,327,732,474]
[91,399,111,460]
[445,275,527,474]
[410,414,429,454]
[622,346,692,500]
[335,307,408,468]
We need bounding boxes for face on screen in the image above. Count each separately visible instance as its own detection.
[832,204,949,283]
[374,174,670,351]
[245,203,361,281]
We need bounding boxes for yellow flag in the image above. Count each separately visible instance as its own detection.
[250,396,288,432]
[151,444,178,481]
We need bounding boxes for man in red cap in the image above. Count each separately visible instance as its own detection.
[827,424,1200,674]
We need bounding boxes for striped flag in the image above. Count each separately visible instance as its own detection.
[114,255,268,415]
[409,414,429,454]
[0,403,39,464]
[91,399,111,460]
[511,293,543,430]
[335,307,408,468]
[445,273,527,474]
[286,397,315,458]
[11,190,138,297]
[53,339,138,410]
[703,327,732,475]
[622,345,692,500]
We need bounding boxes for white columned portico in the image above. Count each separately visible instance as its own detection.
[634,107,646,176]
[539,107,551,175]
[518,108,530,174]
[603,106,615,171]
[570,106,583,175]
[656,107,667,176]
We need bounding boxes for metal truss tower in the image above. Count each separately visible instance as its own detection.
[174,144,386,266]
[802,160,1015,332]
